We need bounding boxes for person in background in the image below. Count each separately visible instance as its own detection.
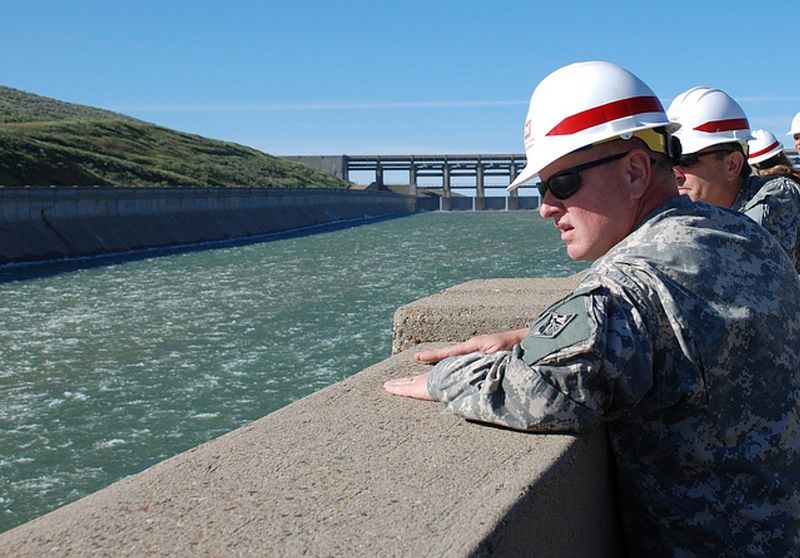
[748,128,800,181]
[667,87,800,272]
[788,111,800,152]
[384,61,800,556]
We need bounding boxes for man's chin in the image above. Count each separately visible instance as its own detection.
[566,245,589,261]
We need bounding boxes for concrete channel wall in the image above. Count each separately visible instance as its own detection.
[0,273,624,557]
[0,187,418,265]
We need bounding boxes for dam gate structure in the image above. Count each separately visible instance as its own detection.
[288,149,800,210]
[286,153,539,210]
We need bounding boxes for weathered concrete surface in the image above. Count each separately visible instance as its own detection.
[1,274,623,557]
[0,347,620,557]
[392,273,587,353]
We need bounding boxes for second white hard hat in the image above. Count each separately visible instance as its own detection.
[748,129,784,165]
[507,61,678,191]
[667,86,753,155]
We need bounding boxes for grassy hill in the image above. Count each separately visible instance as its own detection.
[0,86,350,188]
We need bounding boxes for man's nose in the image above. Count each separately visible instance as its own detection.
[538,190,561,219]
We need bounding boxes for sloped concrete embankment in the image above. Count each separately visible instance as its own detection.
[0,187,417,265]
[0,273,623,557]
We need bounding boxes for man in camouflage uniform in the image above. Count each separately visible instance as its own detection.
[667,87,800,273]
[384,61,800,556]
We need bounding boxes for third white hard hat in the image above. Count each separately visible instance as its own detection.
[748,129,784,165]
[667,86,753,155]
[507,61,678,191]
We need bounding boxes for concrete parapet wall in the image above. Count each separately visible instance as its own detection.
[392,273,586,354]
[0,275,621,557]
[0,187,416,265]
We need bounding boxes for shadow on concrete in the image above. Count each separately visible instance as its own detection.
[0,211,412,284]
[469,426,625,557]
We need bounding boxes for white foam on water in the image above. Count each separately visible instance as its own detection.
[191,412,220,419]
[94,439,127,449]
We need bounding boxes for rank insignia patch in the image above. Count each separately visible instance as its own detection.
[531,312,577,338]
[521,291,593,365]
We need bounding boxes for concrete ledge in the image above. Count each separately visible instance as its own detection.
[0,346,620,557]
[392,274,586,353]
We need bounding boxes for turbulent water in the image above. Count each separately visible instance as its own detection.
[0,210,587,532]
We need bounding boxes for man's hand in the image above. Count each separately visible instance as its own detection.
[414,328,529,364]
[383,372,434,400]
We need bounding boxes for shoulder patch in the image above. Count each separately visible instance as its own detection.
[530,311,577,338]
[520,292,594,366]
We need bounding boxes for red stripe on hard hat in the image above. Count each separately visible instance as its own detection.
[546,96,664,136]
[749,140,781,160]
[693,118,749,133]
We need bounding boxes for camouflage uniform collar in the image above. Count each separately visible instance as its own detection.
[630,194,691,235]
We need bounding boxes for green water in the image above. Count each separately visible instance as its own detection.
[0,211,587,532]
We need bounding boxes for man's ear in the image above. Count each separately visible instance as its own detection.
[725,151,745,181]
[626,149,651,199]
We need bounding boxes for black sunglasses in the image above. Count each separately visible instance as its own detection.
[676,148,735,168]
[538,151,629,200]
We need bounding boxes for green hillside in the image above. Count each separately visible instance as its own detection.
[0,86,350,188]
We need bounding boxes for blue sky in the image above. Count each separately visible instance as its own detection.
[2,0,798,160]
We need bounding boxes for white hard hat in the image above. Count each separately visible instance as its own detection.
[786,112,800,136]
[507,61,678,191]
[748,129,784,165]
[667,86,753,155]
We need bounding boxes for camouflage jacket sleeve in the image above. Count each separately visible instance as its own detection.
[737,176,800,265]
[427,284,659,432]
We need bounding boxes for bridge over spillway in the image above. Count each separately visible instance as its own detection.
[288,150,800,211]
[286,154,535,210]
